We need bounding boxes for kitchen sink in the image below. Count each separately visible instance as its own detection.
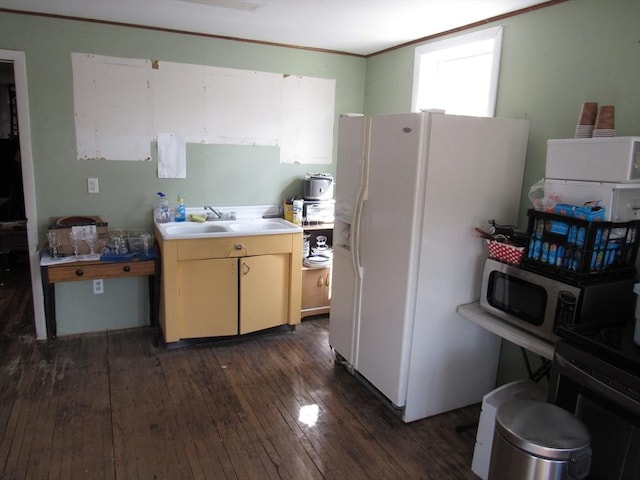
[162,223,229,235]
[226,219,297,233]
[155,217,301,239]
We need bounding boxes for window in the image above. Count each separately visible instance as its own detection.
[411,26,503,117]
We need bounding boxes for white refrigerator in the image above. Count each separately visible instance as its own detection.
[330,111,529,422]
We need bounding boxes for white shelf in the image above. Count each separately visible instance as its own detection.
[302,223,334,231]
[457,302,555,360]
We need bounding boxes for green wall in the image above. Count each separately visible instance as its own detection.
[2,0,639,343]
[365,0,640,228]
[0,11,365,335]
[0,12,366,228]
[363,0,640,385]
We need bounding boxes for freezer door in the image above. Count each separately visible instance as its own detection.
[330,115,368,365]
[334,115,367,224]
[328,246,359,364]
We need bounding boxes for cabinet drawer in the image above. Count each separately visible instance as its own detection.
[177,234,295,260]
[46,260,156,283]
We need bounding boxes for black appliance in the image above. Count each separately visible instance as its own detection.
[549,320,640,480]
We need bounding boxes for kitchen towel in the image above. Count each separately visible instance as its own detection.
[157,132,186,178]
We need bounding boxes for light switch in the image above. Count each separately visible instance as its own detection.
[88,177,99,194]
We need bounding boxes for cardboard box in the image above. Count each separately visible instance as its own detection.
[47,215,108,256]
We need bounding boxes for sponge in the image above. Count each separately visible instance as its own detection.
[189,214,206,223]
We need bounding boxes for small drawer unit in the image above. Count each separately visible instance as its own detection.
[46,260,155,283]
[545,136,640,183]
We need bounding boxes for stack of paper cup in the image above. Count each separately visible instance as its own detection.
[574,102,597,138]
[593,105,615,137]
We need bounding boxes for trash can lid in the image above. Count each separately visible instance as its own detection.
[495,399,591,460]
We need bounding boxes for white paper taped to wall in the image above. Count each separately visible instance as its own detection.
[157,133,186,179]
[72,53,335,165]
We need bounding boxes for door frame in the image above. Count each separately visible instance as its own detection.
[1,49,46,340]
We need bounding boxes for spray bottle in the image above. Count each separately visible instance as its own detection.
[155,192,171,223]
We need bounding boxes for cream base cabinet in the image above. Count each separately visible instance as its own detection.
[178,258,238,338]
[300,266,331,319]
[300,225,333,319]
[240,254,289,334]
[155,230,302,343]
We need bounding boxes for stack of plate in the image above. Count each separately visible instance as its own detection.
[312,245,332,256]
[302,235,333,267]
[303,254,332,267]
[302,234,310,257]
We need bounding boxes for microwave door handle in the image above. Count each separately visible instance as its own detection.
[554,354,640,415]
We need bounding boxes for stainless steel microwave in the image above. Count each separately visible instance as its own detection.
[479,258,636,341]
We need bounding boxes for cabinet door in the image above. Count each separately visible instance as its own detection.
[301,268,329,309]
[178,258,238,338]
[322,268,331,306]
[240,254,289,334]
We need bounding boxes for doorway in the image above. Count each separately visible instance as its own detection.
[0,63,27,265]
[0,50,46,340]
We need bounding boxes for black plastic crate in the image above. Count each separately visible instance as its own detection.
[523,209,640,282]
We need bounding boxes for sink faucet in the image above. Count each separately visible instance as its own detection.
[204,205,224,219]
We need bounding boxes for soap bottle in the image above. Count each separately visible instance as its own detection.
[175,193,186,222]
[155,192,171,223]
[292,198,303,225]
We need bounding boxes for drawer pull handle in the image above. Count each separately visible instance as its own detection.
[123,265,131,272]
[234,243,243,250]
[75,269,84,277]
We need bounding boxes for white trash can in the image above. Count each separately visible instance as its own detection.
[472,380,547,480]
[488,399,591,480]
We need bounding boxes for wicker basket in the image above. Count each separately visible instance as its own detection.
[486,240,524,265]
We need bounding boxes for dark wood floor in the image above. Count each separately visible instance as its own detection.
[0,255,482,479]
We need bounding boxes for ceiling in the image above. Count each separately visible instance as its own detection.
[0,0,553,56]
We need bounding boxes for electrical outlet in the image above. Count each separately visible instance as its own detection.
[93,279,104,295]
[87,177,99,194]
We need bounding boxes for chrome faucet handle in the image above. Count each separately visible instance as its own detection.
[204,205,223,218]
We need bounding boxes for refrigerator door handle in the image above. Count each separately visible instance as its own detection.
[352,121,370,280]
[352,198,365,279]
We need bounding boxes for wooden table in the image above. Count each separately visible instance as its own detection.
[40,256,160,344]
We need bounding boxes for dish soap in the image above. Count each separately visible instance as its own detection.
[155,192,171,223]
[175,193,186,222]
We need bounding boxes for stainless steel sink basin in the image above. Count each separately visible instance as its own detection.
[155,217,301,239]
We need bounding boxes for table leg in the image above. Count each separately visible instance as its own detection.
[149,258,161,347]
[40,266,57,339]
